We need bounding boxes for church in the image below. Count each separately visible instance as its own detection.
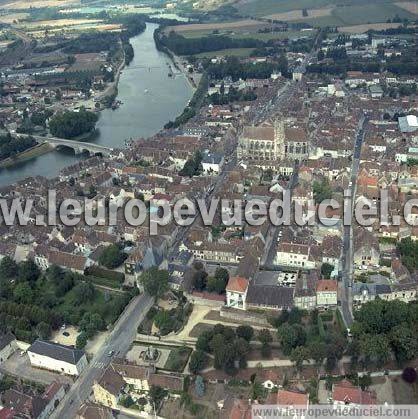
[237,120,309,162]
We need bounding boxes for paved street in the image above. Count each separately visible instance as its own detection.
[339,114,367,328]
[51,293,153,419]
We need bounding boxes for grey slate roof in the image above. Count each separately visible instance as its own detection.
[246,284,294,309]
[0,333,15,351]
[28,340,85,365]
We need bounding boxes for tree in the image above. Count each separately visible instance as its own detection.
[389,324,417,364]
[236,325,254,342]
[258,329,273,345]
[48,109,98,139]
[402,367,417,384]
[0,256,17,278]
[206,276,226,294]
[290,346,308,371]
[189,350,206,374]
[214,267,229,284]
[35,321,51,340]
[192,268,208,291]
[17,260,40,282]
[359,373,372,390]
[154,310,175,335]
[313,178,333,204]
[194,375,205,397]
[140,268,169,299]
[149,386,168,410]
[278,324,306,356]
[76,332,88,349]
[321,263,334,279]
[13,282,34,304]
[99,244,126,269]
[360,334,390,363]
[73,282,95,304]
[308,340,327,366]
[196,330,213,352]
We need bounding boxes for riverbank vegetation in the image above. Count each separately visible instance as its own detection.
[164,72,209,129]
[0,133,36,161]
[49,108,98,139]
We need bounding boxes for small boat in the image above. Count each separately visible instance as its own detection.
[144,89,149,93]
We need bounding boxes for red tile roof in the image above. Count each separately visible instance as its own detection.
[317,279,338,292]
[277,389,309,407]
[332,380,377,405]
[226,276,249,293]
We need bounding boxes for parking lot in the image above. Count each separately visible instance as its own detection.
[0,352,74,386]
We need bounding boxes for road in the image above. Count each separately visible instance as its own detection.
[51,293,153,419]
[339,114,367,328]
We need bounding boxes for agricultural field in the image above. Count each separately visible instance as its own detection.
[235,0,332,17]
[339,22,409,33]
[265,7,333,22]
[395,1,418,14]
[0,12,29,23]
[167,19,269,34]
[194,47,256,58]
[0,0,80,9]
[235,0,417,26]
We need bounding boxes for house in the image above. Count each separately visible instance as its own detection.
[2,381,65,419]
[226,276,249,310]
[332,380,377,406]
[0,333,16,364]
[353,227,380,267]
[76,402,114,419]
[294,271,318,311]
[27,340,88,376]
[275,243,315,269]
[93,365,126,408]
[316,280,338,308]
[201,151,224,175]
[271,389,309,419]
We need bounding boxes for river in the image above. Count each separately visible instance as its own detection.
[0,23,193,187]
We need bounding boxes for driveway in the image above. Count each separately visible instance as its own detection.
[0,352,73,386]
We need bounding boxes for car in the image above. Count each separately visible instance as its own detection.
[108,350,115,357]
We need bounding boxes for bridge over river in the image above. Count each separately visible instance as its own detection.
[15,134,114,157]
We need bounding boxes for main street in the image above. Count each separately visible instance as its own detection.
[339,114,367,328]
[51,293,153,419]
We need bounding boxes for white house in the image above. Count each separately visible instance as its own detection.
[226,276,249,310]
[316,280,338,308]
[28,340,88,376]
[201,151,224,175]
[275,242,315,269]
[0,333,16,364]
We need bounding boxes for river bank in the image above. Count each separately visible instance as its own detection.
[0,143,52,169]
[0,23,194,187]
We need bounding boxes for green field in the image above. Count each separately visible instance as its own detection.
[194,47,256,58]
[235,0,332,17]
[180,28,313,41]
[235,0,416,25]
[331,3,415,25]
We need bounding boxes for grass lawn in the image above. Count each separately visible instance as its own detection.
[164,346,192,372]
[57,286,128,325]
[193,48,255,58]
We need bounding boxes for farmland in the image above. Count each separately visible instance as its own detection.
[234,0,417,26]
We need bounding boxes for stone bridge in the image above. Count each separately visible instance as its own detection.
[16,134,114,157]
